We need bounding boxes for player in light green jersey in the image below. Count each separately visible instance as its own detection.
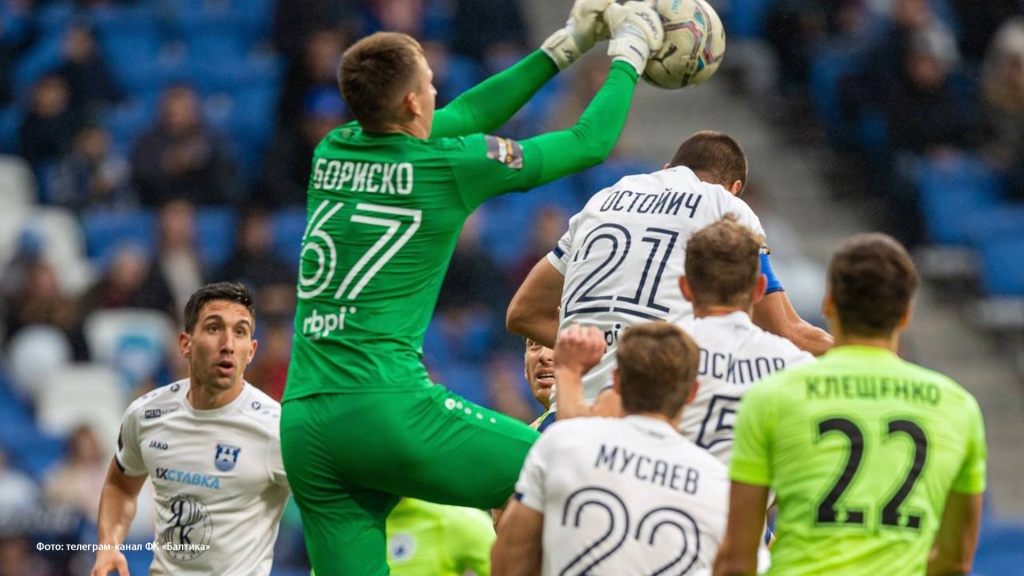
[311,498,493,576]
[713,233,987,576]
[386,498,494,576]
[279,2,666,575]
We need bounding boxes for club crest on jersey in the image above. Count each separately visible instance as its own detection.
[214,443,241,472]
[484,135,523,169]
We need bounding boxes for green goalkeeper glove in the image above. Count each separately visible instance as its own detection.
[542,0,616,70]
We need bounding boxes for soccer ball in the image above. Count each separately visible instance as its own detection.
[642,0,727,89]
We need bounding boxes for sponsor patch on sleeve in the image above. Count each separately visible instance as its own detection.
[484,135,524,170]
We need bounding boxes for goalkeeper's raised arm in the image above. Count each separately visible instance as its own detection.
[430,0,655,139]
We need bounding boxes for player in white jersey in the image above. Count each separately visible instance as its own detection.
[492,322,729,576]
[507,131,831,412]
[676,216,815,464]
[91,282,290,576]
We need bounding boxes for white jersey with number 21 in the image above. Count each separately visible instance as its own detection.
[547,166,766,403]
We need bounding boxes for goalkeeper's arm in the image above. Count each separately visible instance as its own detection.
[431,0,614,139]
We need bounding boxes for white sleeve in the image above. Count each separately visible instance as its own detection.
[115,408,147,477]
[514,433,552,513]
[726,197,768,246]
[267,431,289,490]
[545,213,579,275]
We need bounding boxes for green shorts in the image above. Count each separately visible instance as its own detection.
[280,384,538,576]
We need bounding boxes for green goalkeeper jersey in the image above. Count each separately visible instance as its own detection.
[284,54,639,400]
[730,345,987,576]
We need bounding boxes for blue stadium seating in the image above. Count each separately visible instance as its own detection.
[914,156,1004,246]
[809,45,867,149]
[271,208,308,266]
[0,105,21,154]
[81,208,158,270]
[976,234,1024,296]
[195,206,238,267]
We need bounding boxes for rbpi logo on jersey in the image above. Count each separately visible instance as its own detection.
[214,444,241,472]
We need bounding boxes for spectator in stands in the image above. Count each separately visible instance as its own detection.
[884,26,975,247]
[79,246,176,319]
[980,17,1024,200]
[54,23,122,119]
[131,85,239,206]
[42,424,105,523]
[246,316,292,401]
[256,88,347,208]
[218,208,295,290]
[434,212,511,360]
[511,204,567,287]
[0,536,49,576]
[887,26,973,157]
[50,124,135,212]
[450,0,528,66]
[0,447,40,517]
[17,73,80,175]
[277,28,346,128]
[1,259,88,359]
[153,199,206,315]
[272,0,358,63]
[0,5,39,106]
[951,0,1023,63]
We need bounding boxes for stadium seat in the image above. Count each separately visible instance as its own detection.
[976,234,1024,296]
[12,33,63,100]
[81,208,158,271]
[36,363,127,451]
[0,154,38,210]
[436,363,489,408]
[83,308,176,388]
[0,105,21,154]
[271,208,308,265]
[6,324,74,401]
[20,206,95,295]
[195,206,239,267]
[915,155,1003,246]
[809,45,867,149]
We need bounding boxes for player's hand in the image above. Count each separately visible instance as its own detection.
[553,324,607,377]
[604,0,665,75]
[91,549,130,576]
[541,0,615,70]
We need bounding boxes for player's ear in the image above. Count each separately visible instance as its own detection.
[686,379,700,405]
[679,276,694,302]
[404,91,420,118]
[612,369,622,395]
[179,332,191,358]
[896,300,913,331]
[752,274,768,304]
[729,180,744,196]
[663,162,671,170]
[247,338,258,365]
[822,290,837,326]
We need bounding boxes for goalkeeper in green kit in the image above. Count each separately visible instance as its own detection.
[280,1,665,574]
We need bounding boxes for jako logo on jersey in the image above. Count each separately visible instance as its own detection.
[302,306,357,339]
[144,407,178,420]
[155,468,221,490]
[214,443,241,472]
[149,440,168,450]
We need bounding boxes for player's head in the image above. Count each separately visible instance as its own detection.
[181,282,258,392]
[614,323,700,420]
[667,131,747,196]
[338,32,436,137]
[824,233,919,339]
[680,215,766,313]
[524,338,555,410]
